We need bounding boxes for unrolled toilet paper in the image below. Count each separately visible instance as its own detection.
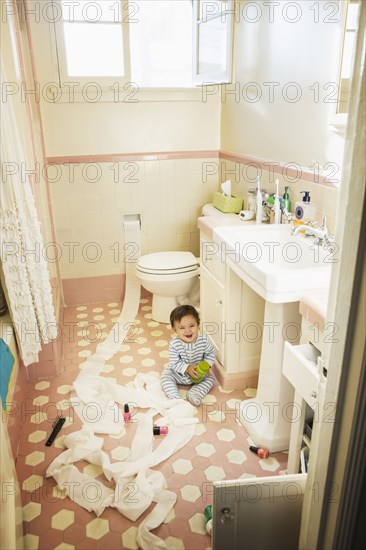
[47,217,198,549]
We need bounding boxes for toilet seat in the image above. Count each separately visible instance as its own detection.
[136,251,199,275]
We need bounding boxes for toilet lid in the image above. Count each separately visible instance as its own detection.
[137,251,199,273]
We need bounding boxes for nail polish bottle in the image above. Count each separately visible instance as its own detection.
[249,445,269,459]
[153,426,168,435]
[123,404,131,421]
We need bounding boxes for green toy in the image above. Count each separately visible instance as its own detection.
[190,360,210,384]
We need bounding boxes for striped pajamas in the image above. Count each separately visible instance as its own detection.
[161,334,215,406]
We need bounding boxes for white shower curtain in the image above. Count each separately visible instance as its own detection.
[0,67,57,366]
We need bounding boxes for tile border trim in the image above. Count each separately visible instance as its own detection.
[46,150,338,187]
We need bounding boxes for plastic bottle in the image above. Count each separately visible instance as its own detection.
[295,191,316,224]
[153,426,168,435]
[249,445,269,459]
[282,186,291,212]
[274,179,281,224]
[256,176,262,224]
[204,505,213,535]
[123,403,131,421]
[190,360,210,384]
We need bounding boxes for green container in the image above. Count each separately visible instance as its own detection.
[190,361,210,384]
[204,505,212,522]
[213,192,243,213]
[282,186,291,211]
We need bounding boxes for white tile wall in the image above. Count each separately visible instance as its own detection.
[49,158,220,279]
[223,159,340,232]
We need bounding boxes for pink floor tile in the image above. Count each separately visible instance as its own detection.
[15,297,288,549]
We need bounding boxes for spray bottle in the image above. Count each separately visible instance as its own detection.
[256,176,262,224]
[274,179,281,224]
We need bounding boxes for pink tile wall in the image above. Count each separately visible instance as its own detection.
[62,274,151,306]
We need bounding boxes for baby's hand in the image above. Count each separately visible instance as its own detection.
[186,364,198,379]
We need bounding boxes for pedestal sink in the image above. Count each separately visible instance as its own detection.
[213,224,333,451]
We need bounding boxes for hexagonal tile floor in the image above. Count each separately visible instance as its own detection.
[17,297,288,549]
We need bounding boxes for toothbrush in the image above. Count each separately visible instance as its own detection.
[274,179,281,224]
[256,176,262,224]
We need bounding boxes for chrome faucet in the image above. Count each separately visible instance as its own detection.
[280,200,294,224]
[292,217,335,249]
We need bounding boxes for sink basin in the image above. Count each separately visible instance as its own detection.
[213,224,333,303]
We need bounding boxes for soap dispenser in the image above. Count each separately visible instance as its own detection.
[295,191,315,223]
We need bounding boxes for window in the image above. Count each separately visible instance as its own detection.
[54,0,130,86]
[337,0,360,114]
[129,0,193,87]
[53,0,234,89]
[193,0,234,85]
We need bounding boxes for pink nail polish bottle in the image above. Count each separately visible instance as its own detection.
[123,404,131,421]
[153,426,168,435]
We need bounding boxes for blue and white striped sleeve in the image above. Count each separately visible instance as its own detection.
[168,338,190,375]
[202,335,216,366]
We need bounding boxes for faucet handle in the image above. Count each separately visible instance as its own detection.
[304,220,317,228]
[320,216,329,232]
[319,217,331,241]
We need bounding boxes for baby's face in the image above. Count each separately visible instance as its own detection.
[173,315,199,344]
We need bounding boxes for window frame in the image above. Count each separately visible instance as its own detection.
[49,0,234,98]
[52,0,131,88]
[192,0,235,86]
[329,0,360,132]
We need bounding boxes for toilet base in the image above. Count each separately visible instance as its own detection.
[151,295,180,324]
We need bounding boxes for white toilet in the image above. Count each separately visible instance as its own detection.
[136,251,200,323]
[136,204,240,324]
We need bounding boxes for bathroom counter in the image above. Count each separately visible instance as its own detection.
[299,289,329,332]
[197,214,254,239]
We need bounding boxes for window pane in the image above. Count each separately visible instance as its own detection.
[341,32,356,79]
[63,23,124,77]
[346,2,359,31]
[199,0,230,22]
[198,18,227,75]
[61,0,121,22]
[129,0,192,87]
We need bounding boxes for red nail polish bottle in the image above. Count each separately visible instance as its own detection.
[249,445,269,459]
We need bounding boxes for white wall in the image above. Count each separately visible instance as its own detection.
[40,98,220,156]
[26,7,221,281]
[49,157,219,278]
[28,8,221,156]
[26,0,344,280]
[221,0,341,168]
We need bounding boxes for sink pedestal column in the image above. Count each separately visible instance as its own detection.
[237,300,301,453]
